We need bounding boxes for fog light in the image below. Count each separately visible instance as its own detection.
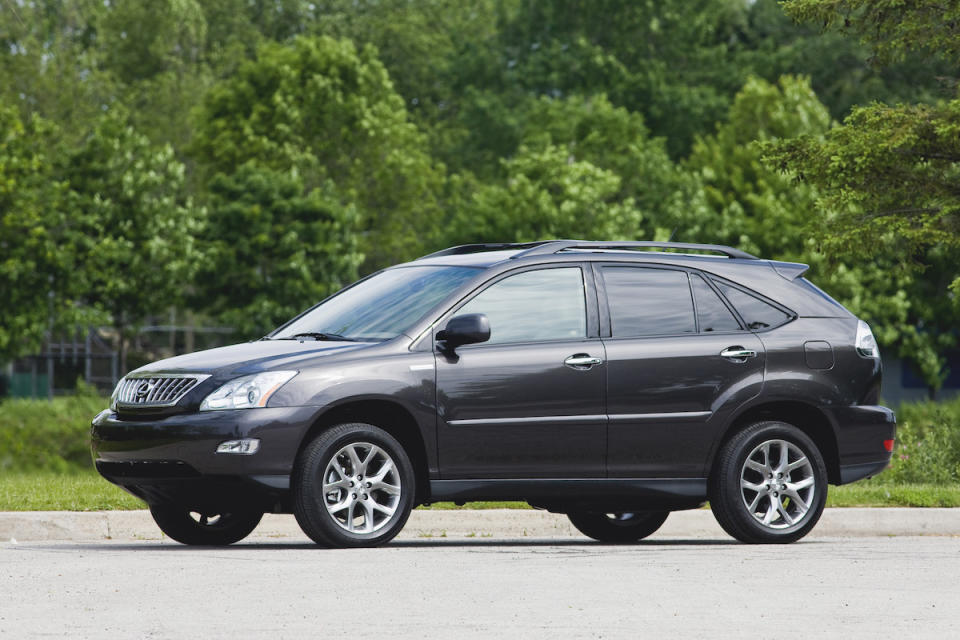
[883,439,895,453]
[216,439,260,455]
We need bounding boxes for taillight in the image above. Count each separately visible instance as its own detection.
[883,439,895,453]
[855,320,880,359]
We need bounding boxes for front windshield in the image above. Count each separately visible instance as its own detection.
[271,265,481,341]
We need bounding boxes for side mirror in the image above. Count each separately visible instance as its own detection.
[437,313,490,351]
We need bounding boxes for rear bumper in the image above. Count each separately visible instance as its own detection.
[826,405,896,484]
[91,407,316,509]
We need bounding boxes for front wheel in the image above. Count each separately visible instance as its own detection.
[149,505,263,545]
[709,420,828,544]
[293,422,415,548]
[568,511,669,543]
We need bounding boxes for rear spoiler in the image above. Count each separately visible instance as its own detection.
[770,261,810,281]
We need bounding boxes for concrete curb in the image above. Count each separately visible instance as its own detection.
[1,507,958,542]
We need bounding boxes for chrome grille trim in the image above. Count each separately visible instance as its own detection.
[115,373,211,408]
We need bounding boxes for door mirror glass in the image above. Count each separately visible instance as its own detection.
[438,313,490,350]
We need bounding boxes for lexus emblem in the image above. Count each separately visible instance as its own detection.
[135,381,153,399]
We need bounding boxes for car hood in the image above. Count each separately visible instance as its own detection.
[129,339,374,377]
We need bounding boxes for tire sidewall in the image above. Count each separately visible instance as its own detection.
[294,423,416,548]
[568,510,669,543]
[715,421,828,543]
[149,504,263,545]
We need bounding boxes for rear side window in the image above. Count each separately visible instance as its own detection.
[691,275,741,332]
[602,267,695,337]
[713,280,792,331]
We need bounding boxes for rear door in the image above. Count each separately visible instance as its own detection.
[597,264,765,477]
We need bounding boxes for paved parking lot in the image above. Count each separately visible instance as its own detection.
[2,534,958,639]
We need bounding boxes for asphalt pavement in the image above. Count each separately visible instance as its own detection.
[2,534,958,639]
[1,509,959,638]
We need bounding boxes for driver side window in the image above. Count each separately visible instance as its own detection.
[457,267,587,345]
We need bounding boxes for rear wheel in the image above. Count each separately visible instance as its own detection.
[710,420,827,544]
[149,505,263,545]
[568,510,669,543]
[293,422,415,548]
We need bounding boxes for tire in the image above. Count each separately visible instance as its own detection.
[293,422,415,548]
[568,510,669,543]
[709,420,828,544]
[149,504,263,545]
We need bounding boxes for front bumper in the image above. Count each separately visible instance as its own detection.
[826,405,896,484]
[91,406,318,510]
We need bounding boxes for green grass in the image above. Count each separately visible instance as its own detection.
[827,482,960,508]
[2,471,959,511]
[0,472,146,511]
[2,391,959,510]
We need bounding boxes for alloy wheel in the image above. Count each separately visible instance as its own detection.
[322,442,402,534]
[739,438,816,530]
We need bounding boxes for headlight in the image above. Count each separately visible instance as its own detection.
[855,320,879,359]
[199,371,298,411]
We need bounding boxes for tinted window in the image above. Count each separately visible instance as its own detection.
[713,281,792,331]
[691,275,741,332]
[273,266,479,341]
[457,268,586,345]
[603,267,695,337]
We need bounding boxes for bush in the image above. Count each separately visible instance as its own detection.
[881,396,960,485]
[2,390,959,483]
[0,390,106,473]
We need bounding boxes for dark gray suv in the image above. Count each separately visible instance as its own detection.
[91,241,895,546]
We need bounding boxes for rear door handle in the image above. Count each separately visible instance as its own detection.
[564,354,604,369]
[720,347,758,361]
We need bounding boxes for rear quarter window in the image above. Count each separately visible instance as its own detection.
[712,280,793,331]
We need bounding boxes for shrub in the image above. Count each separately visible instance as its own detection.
[0,392,106,473]
[882,396,960,485]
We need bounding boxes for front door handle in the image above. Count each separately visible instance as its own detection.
[720,347,758,361]
[564,354,604,369]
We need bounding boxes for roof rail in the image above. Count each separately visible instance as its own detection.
[418,241,556,260]
[513,240,758,260]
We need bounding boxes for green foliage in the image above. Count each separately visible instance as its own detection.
[685,76,953,389]
[0,394,107,473]
[447,144,643,245]
[781,0,960,64]
[765,1,960,391]
[0,104,102,362]
[192,35,444,267]
[882,396,960,485]
[1,0,958,391]
[63,109,206,339]
[199,163,363,338]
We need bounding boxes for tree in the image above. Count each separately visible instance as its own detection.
[63,109,206,371]
[192,35,445,268]
[0,104,100,363]
[445,144,645,245]
[199,163,363,338]
[765,0,960,395]
[684,76,925,382]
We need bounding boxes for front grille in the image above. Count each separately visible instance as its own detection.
[115,374,210,408]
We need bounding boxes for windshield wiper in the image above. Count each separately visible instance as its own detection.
[285,332,357,342]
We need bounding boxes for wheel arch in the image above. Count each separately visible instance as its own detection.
[711,401,841,484]
[296,398,431,503]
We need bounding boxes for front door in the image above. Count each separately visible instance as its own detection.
[435,265,606,479]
